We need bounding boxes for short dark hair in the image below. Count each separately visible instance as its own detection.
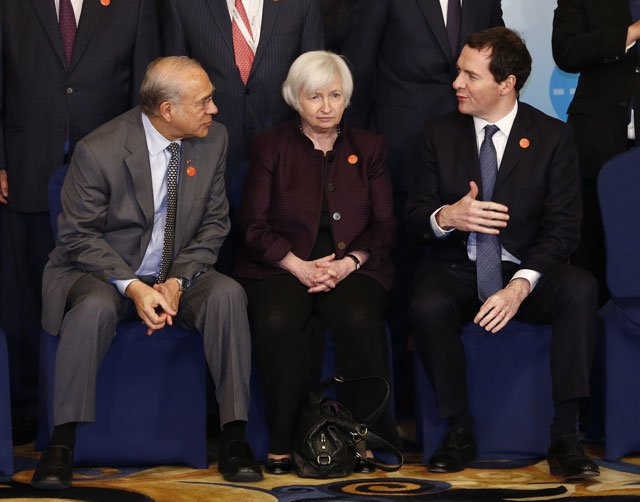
[464,27,532,92]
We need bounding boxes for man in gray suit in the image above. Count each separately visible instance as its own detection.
[32,56,262,489]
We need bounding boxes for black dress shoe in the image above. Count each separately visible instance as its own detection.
[218,440,263,482]
[428,425,477,473]
[548,435,600,480]
[265,457,292,475]
[31,445,73,490]
[353,458,377,474]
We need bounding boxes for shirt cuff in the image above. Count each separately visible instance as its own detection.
[430,206,455,238]
[510,269,541,292]
[111,278,137,296]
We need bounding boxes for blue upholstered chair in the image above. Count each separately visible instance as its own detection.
[414,320,554,463]
[0,329,14,476]
[598,148,640,461]
[38,164,208,468]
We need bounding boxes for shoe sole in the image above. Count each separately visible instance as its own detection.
[428,465,464,473]
[31,480,71,490]
[222,471,264,482]
[548,462,600,480]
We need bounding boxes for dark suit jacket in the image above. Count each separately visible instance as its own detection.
[0,0,160,212]
[163,0,324,197]
[42,107,230,334]
[552,0,638,178]
[405,102,582,275]
[236,119,396,291]
[341,0,503,190]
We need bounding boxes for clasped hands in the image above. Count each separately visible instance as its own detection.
[438,181,531,333]
[280,252,358,293]
[125,278,182,335]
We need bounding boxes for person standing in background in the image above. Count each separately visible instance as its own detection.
[0,0,160,444]
[163,0,324,215]
[552,0,640,305]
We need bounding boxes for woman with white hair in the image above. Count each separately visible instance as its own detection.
[236,50,399,475]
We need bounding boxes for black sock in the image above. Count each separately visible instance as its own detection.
[221,420,246,443]
[447,408,474,432]
[550,399,580,443]
[49,422,77,449]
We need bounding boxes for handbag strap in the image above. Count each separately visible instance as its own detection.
[318,374,390,425]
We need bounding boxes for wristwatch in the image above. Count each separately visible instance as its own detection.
[173,277,191,292]
[346,253,361,270]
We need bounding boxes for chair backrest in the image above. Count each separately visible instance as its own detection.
[47,163,70,242]
[598,148,640,298]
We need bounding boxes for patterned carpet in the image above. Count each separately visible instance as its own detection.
[2,444,640,501]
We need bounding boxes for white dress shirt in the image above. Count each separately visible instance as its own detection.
[112,113,181,295]
[54,0,83,22]
[430,101,542,291]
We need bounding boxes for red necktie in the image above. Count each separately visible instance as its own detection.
[232,0,255,85]
[59,0,77,66]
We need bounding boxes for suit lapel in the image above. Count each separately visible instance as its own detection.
[175,140,199,247]
[124,113,155,231]
[251,0,278,79]
[415,0,453,62]
[458,115,482,190]
[208,0,235,57]
[29,0,67,69]
[613,0,631,22]
[460,1,480,45]
[70,0,106,71]
[495,103,532,191]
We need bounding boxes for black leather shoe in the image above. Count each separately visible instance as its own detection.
[218,440,263,482]
[265,457,292,475]
[31,445,73,490]
[548,435,600,480]
[428,425,477,473]
[353,458,377,474]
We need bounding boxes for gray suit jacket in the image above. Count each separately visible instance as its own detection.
[42,107,230,334]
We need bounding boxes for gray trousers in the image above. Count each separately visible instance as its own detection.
[53,270,251,427]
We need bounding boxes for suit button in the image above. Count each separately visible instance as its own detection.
[66,87,74,94]
[451,264,458,270]
[327,183,335,192]
[621,101,629,107]
[337,241,346,250]
[635,66,640,74]
[332,212,341,221]
[245,87,252,95]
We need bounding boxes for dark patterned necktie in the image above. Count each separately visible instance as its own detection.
[476,125,503,302]
[59,0,77,66]
[157,142,180,284]
[446,0,462,56]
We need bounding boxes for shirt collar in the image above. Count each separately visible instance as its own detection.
[141,112,181,156]
[473,100,519,139]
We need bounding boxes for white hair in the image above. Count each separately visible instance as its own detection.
[282,51,353,112]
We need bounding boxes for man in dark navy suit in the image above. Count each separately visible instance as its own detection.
[407,27,600,480]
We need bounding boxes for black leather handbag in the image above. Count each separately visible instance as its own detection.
[292,375,403,478]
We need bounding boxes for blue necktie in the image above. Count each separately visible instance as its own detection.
[476,125,503,302]
[447,0,462,56]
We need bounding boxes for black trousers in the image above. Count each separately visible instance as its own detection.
[0,208,55,418]
[242,272,399,454]
[410,259,599,420]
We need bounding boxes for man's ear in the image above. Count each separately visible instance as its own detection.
[158,101,173,122]
[499,74,516,95]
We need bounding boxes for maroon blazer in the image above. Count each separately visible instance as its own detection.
[236,119,396,291]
